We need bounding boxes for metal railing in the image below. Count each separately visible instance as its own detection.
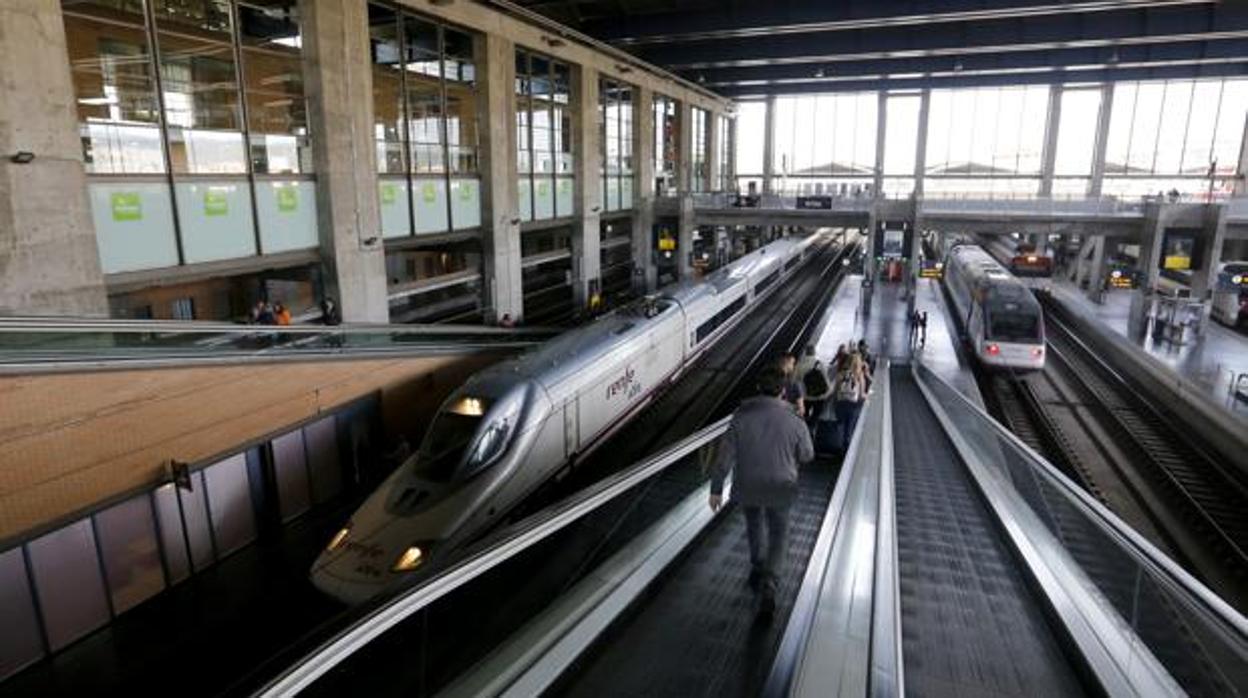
[0,317,553,371]
[252,417,732,697]
[914,361,1248,696]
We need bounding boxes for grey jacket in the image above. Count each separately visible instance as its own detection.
[710,396,815,507]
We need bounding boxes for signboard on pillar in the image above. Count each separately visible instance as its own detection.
[1161,228,1204,271]
[876,221,911,259]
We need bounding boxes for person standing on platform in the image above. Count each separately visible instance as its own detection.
[499,313,516,329]
[274,302,292,326]
[776,352,806,417]
[796,344,831,422]
[709,366,815,616]
[909,309,921,345]
[320,297,342,326]
[918,311,928,347]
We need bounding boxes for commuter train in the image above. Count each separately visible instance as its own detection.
[312,234,822,603]
[943,243,1046,370]
[1211,261,1248,330]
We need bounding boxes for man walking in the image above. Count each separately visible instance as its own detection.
[709,367,816,616]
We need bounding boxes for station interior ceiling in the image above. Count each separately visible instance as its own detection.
[510,0,1248,96]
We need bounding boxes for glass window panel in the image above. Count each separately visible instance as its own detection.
[1103,82,1137,175]
[174,180,258,262]
[1182,81,1222,175]
[971,89,999,174]
[925,89,952,174]
[552,62,571,105]
[853,92,878,174]
[180,471,216,571]
[95,495,165,614]
[791,98,816,175]
[256,180,318,252]
[404,17,444,174]
[379,178,412,237]
[369,5,405,174]
[153,0,246,173]
[884,94,919,176]
[1054,88,1102,177]
[1154,80,1193,175]
[27,519,110,651]
[61,0,166,174]
[1017,86,1049,175]
[238,0,312,174]
[0,547,44,681]
[152,484,190,584]
[444,29,479,175]
[620,87,633,174]
[993,87,1024,174]
[556,106,574,174]
[832,95,856,173]
[414,177,449,233]
[1212,79,1248,176]
[948,89,976,174]
[273,430,311,522]
[204,453,256,557]
[304,416,342,504]
[90,181,180,273]
[450,176,481,229]
[733,101,763,176]
[530,55,551,100]
[1129,82,1166,173]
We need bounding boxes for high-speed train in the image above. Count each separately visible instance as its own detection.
[312,234,822,603]
[943,243,1046,370]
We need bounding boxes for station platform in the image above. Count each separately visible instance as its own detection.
[808,273,982,405]
[1048,280,1248,421]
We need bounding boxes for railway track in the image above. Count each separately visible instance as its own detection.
[983,295,1248,610]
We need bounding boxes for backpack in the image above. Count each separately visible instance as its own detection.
[803,363,830,396]
[834,371,859,402]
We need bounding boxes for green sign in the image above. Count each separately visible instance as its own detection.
[537,181,550,198]
[204,189,228,217]
[560,179,572,193]
[276,186,298,213]
[459,181,475,201]
[381,183,398,205]
[421,182,437,203]
[110,192,142,222]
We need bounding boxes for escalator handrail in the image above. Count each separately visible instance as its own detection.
[252,416,733,698]
[913,360,1248,637]
[0,316,555,336]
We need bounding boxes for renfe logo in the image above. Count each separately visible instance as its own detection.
[606,366,638,400]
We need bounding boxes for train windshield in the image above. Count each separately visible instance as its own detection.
[984,301,1041,343]
[416,397,490,483]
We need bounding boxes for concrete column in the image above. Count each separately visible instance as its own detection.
[706,111,720,193]
[476,33,524,323]
[302,0,388,323]
[631,85,656,294]
[0,0,108,316]
[1127,204,1170,337]
[571,66,601,310]
[913,89,931,200]
[1086,237,1109,303]
[678,100,693,193]
[1088,82,1115,197]
[762,95,776,195]
[1191,206,1228,302]
[1039,84,1063,198]
[677,194,696,280]
[873,91,887,199]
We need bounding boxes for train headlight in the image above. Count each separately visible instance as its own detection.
[326,525,351,553]
[1031,347,1044,358]
[985,343,1001,356]
[392,546,424,573]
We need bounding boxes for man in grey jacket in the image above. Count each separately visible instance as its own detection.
[709,366,816,614]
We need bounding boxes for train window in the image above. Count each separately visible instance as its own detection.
[985,307,1041,342]
[784,257,799,271]
[418,411,483,482]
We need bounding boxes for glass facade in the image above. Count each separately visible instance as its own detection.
[654,94,680,195]
[515,49,574,222]
[715,114,732,191]
[600,77,634,212]
[690,106,709,192]
[61,0,319,274]
[369,4,481,238]
[740,77,1246,200]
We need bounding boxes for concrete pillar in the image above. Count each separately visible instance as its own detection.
[873,91,887,199]
[631,85,657,294]
[762,95,776,195]
[1039,84,1063,198]
[677,195,696,280]
[1127,204,1170,337]
[302,0,388,323]
[571,66,601,310]
[476,33,524,323]
[0,0,108,316]
[678,101,693,193]
[1086,237,1109,303]
[706,111,720,193]
[1088,82,1115,197]
[1191,205,1228,302]
[913,89,931,200]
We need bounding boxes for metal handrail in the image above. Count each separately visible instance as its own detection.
[253,416,732,698]
[913,361,1248,637]
[0,316,553,336]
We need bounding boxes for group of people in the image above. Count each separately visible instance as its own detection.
[708,339,876,616]
[249,300,293,326]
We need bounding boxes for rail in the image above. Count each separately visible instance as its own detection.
[251,417,732,697]
[0,317,555,371]
[914,361,1248,696]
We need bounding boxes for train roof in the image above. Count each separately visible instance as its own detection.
[947,244,1041,306]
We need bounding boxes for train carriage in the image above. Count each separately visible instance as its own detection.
[944,244,1047,370]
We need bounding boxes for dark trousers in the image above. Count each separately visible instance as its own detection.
[834,400,863,451]
[743,504,790,591]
